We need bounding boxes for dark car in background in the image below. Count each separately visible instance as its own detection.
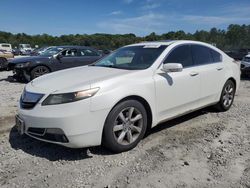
[241,54,250,77]
[225,48,250,60]
[8,46,103,81]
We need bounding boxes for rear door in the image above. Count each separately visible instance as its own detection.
[191,44,225,105]
[76,48,102,66]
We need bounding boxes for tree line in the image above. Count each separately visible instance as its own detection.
[0,24,249,51]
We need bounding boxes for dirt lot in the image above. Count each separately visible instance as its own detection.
[0,70,249,188]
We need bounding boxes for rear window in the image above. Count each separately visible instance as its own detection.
[1,44,10,47]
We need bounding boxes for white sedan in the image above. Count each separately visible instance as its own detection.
[16,40,240,152]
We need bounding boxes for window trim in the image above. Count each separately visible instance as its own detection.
[160,43,223,70]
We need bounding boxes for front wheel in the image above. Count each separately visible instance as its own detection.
[215,80,236,111]
[103,100,147,153]
[30,66,50,80]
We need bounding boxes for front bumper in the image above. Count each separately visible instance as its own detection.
[17,98,110,148]
[13,68,30,81]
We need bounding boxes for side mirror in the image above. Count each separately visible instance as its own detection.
[162,63,183,72]
[56,54,63,60]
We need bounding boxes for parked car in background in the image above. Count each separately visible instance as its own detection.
[12,48,21,56]
[0,43,12,52]
[225,48,250,60]
[241,54,250,77]
[8,46,103,81]
[16,40,240,152]
[19,44,33,55]
[0,49,14,70]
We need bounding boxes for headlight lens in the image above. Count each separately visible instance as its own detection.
[42,88,99,105]
[15,62,31,68]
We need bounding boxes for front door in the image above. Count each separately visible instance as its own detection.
[57,48,79,69]
[154,44,201,122]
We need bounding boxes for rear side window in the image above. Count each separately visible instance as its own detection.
[210,49,222,62]
[79,49,99,56]
[164,45,193,68]
[1,44,10,47]
[191,45,213,65]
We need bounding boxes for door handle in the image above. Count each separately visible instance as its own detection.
[190,72,199,76]
[216,67,223,71]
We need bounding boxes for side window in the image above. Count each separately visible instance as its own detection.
[164,45,193,68]
[61,49,77,57]
[210,49,222,62]
[191,45,213,65]
[79,49,99,56]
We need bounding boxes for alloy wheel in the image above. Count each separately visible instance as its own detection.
[113,107,143,145]
[222,83,234,108]
[33,67,49,78]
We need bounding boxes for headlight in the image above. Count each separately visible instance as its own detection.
[42,88,99,105]
[21,89,44,103]
[15,62,31,68]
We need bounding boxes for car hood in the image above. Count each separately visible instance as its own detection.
[28,66,133,94]
[9,56,50,64]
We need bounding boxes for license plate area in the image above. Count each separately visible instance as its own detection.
[16,115,25,135]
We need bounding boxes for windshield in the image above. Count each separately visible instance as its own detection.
[93,45,167,70]
[20,44,31,48]
[40,47,64,56]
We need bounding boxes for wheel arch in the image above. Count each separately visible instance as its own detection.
[227,77,236,88]
[29,64,52,73]
[101,95,153,141]
[0,57,7,62]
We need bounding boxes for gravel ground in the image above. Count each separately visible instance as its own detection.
[0,71,249,188]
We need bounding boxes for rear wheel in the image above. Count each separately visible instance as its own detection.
[215,80,236,111]
[103,100,147,153]
[30,66,50,80]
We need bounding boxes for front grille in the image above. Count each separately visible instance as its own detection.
[28,127,45,136]
[8,63,16,70]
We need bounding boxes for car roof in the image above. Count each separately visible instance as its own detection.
[55,45,95,50]
[126,40,215,48]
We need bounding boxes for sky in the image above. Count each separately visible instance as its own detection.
[1,0,250,36]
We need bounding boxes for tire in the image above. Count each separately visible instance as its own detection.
[103,100,147,153]
[215,80,236,112]
[0,57,7,71]
[0,57,7,63]
[30,66,50,80]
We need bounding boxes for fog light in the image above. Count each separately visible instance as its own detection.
[46,128,64,134]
